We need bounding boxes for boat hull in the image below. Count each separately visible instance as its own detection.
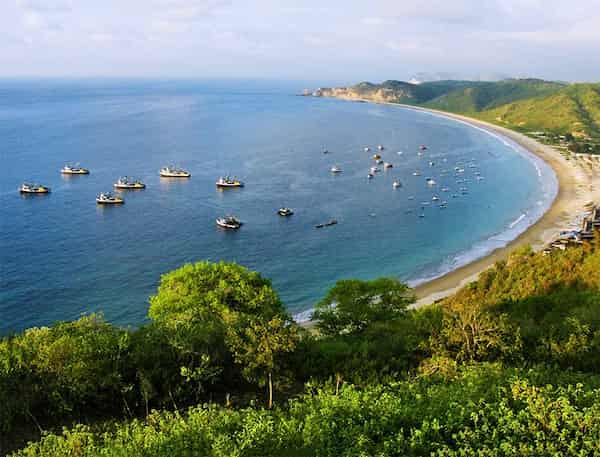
[160,173,191,178]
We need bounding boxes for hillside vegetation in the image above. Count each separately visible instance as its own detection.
[318,78,600,142]
[2,236,600,456]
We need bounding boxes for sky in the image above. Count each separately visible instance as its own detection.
[2,0,600,83]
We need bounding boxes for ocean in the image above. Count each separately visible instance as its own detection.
[0,79,556,334]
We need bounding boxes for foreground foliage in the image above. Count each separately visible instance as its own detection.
[10,364,600,457]
[2,238,600,455]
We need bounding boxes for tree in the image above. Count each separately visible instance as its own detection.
[312,277,415,337]
[227,316,298,408]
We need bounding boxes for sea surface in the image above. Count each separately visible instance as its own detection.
[0,79,557,334]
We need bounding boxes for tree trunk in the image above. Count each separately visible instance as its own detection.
[268,371,273,409]
[335,372,343,395]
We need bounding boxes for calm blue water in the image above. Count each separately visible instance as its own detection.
[0,79,556,334]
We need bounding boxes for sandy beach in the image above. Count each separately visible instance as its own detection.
[398,105,600,307]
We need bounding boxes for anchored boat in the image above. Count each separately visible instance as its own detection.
[114,177,146,189]
[96,192,124,204]
[160,166,191,178]
[20,183,50,194]
[216,176,244,188]
[216,216,242,229]
[61,164,90,175]
[278,207,294,216]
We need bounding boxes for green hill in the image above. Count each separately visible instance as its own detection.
[424,78,565,112]
[477,83,600,138]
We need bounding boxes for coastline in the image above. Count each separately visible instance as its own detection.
[307,97,599,313]
[398,104,597,307]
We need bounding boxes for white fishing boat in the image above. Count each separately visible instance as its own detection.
[393,180,402,188]
[96,192,124,204]
[216,176,244,188]
[61,164,90,175]
[384,162,393,169]
[160,166,191,178]
[330,165,342,173]
[114,177,146,189]
[278,207,294,216]
[20,183,50,194]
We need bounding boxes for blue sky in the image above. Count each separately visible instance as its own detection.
[3,0,600,82]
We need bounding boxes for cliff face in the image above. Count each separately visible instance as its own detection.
[318,81,420,104]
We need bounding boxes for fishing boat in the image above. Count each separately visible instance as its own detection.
[384,162,393,169]
[367,173,374,179]
[278,207,294,216]
[364,147,371,152]
[216,176,244,188]
[432,196,440,201]
[96,192,124,204]
[216,215,242,229]
[322,148,330,154]
[413,171,421,176]
[426,178,437,186]
[315,219,338,229]
[429,161,435,167]
[370,166,380,173]
[393,180,402,188]
[61,164,90,175]
[159,166,191,178]
[330,166,342,173]
[420,145,428,151]
[372,153,382,160]
[114,177,146,189]
[375,159,384,165]
[20,183,50,194]
[377,145,384,151]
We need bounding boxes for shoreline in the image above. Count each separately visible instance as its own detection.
[305,97,598,314]
[396,103,596,307]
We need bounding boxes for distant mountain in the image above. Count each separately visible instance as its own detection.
[316,78,599,139]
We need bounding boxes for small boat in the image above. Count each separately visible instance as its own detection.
[426,178,437,186]
[160,166,191,178]
[370,166,380,173]
[322,148,330,154]
[372,154,381,160]
[61,164,90,175]
[413,171,421,176]
[441,187,450,192]
[432,196,440,201]
[429,161,435,167]
[367,173,374,179]
[278,207,294,216]
[96,192,124,204]
[393,180,402,189]
[377,145,384,151]
[476,176,485,181]
[114,177,146,189]
[315,219,338,229]
[384,162,393,169]
[364,147,371,152]
[375,159,384,165]
[420,145,428,151]
[20,183,50,194]
[216,176,244,188]
[216,215,242,229]
[330,166,342,173]
[419,213,425,218]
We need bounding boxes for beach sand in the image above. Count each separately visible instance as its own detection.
[401,105,600,307]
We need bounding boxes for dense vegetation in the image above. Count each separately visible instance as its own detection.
[2,237,600,456]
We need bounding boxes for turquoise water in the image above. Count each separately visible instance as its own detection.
[0,80,556,334]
